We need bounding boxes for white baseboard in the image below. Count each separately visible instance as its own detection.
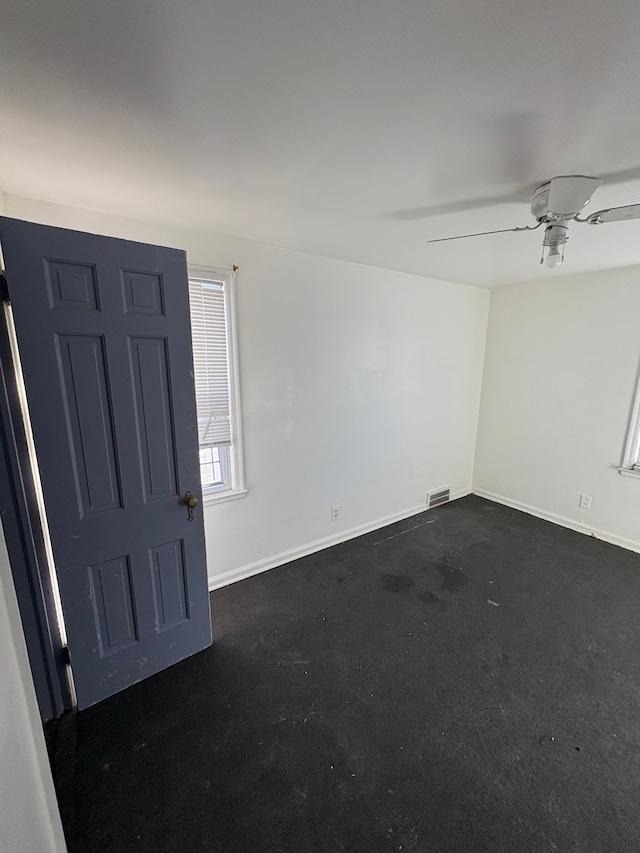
[473,489,640,556]
[208,488,471,591]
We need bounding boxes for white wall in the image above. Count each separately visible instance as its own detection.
[5,195,490,586]
[474,266,640,552]
[0,521,67,853]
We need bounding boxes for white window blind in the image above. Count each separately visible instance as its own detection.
[188,276,232,447]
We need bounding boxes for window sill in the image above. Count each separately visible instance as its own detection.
[618,467,640,480]
[202,488,248,506]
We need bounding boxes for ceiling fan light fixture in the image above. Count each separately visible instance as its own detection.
[544,244,564,268]
[541,223,568,268]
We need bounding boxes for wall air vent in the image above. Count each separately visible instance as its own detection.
[427,486,450,508]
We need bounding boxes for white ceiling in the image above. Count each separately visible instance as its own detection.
[2,0,640,287]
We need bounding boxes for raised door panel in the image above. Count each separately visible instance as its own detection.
[129,336,179,502]
[89,555,138,656]
[150,539,189,632]
[56,334,122,517]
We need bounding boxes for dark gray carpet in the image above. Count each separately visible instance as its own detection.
[50,495,640,852]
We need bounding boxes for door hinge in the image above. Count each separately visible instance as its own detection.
[0,273,8,304]
[61,645,71,665]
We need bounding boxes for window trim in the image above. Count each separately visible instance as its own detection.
[189,264,246,504]
[620,363,640,478]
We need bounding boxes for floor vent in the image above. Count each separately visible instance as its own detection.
[427,486,450,508]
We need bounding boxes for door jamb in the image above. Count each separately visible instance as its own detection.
[0,273,71,720]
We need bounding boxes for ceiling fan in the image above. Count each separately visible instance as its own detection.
[425,175,640,268]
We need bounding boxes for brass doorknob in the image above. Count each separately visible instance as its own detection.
[185,491,198,521]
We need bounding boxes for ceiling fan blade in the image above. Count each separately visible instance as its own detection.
[598,166,640,186]
[395,110,543,222]
[547,176,602,217]
[586,203,640,224]
[390,190,529,221]
[426,223,540,244]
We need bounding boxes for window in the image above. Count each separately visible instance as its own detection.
[188,268,245,501]
[621,366,640,476]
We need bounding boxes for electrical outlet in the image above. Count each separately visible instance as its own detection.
[579,494,592,510]
[331,505,341,522]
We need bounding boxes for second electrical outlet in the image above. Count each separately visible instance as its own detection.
[331,505,341,521]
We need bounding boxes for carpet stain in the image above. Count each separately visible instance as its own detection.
[380,573,415,594]
[418,590,449,612]
[435,563,468,594]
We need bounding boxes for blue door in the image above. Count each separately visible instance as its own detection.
[0,217,212,709]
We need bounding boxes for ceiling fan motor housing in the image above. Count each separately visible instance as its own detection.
[531,183,553,221]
